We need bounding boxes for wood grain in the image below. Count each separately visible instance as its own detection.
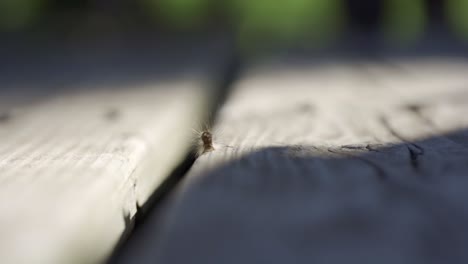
[0,37,228,264]
[144,57,468,264]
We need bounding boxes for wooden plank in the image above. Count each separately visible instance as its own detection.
[0,37,229,264]
[127,56,468,263]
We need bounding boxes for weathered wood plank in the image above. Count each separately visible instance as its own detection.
[132,57,468,263]
[0,37,228,264]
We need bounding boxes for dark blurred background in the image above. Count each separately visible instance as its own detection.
[1,0,468,50]
[1,0,467,104]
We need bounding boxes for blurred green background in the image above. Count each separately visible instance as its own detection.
[1,0,468,45]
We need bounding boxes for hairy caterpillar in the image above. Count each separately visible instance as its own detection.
[192,126,215,156]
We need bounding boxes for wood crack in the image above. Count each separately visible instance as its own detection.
[379,115,425,172]
[407,144,424,170]
[406,103,468,150]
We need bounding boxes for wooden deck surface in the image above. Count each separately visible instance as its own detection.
[2,35,468,264]
[114,54,468,264]
[0,36,229,264]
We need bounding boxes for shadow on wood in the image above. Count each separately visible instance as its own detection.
[118,128,468,264]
